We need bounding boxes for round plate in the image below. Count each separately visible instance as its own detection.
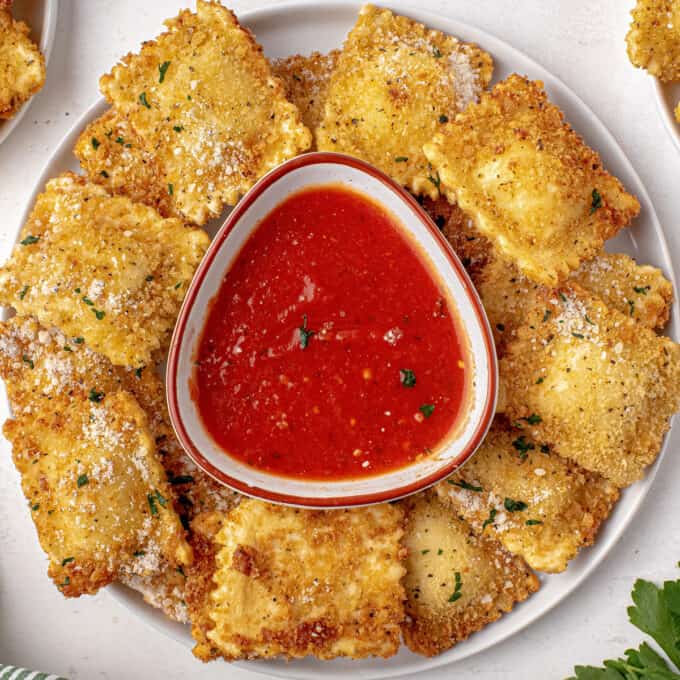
[9,2,678,678]
[0,0,58,145]
[652,77,680,153]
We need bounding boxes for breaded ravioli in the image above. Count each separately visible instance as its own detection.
[272,51,339,147]
[498,286,680,487]
[99,0,311,225]
[423,75,640,286]
[316,4,493,197]
[627,0,680,81]
[4,390,190,597]
[0,173,209,367]
[121,565,190,623]
[74,109,177,219]
[0,10,45,119]
[436,421,619,573]
[186,500,405,661]
[401,493,539,656]
[568,252,673,331]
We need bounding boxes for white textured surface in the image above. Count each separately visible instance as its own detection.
[1,1,679,679]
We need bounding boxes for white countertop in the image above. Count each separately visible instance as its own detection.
[1,1,680,678]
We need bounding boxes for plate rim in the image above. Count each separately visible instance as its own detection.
[7,1,678,678]
[652,77,680,154]
[0,0,59,146]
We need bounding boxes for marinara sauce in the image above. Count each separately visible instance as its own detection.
[193,185,468,480]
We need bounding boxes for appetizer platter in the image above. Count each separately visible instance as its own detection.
[0,0,57,145]
[1,2,678,679]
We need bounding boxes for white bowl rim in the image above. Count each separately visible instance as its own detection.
[166,151,498,508]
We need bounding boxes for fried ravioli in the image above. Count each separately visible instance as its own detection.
[271,50,339,147]
[99,0,311,226]
[401,492,539,656]
[423,75,640,286]
[74,109,177,219]
[0,173,209,367]
[498,286,680,487]
[186,499,405,661]
[568,252,673,330]
[0,9,45,119]
[316,4,493,197]
[627,0,680,81]
[436,421,619,573]
[121,565,190,623]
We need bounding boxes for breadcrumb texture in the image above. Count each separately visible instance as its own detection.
[436,421,619,573]
[0,173,209,367]
[271,51,339,148]
[187,500,405,661]
[74,109,178,219]
[121,565,190,623]
[423,75,640,286]
[316,4,493,197]
[401,492,539,656]
[0,9,45,119]
[626,0,680,81]
[99,0,311,225]
[499,286,680,487]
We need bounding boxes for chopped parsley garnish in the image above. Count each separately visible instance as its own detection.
[100,170,109,178]
[168,183,174,195]
[525,519,543,526]
[139,92,151,108]
[91,137,100,150]
[419,403,435,418]
[400,368,416,387]
[504,497,528,512]
[63,345,72,352]
[590,188,602,214]
[559,292,568,303]
[176,565,186,576]
[512,435,535,458]
[437,548,443,555]
[427,171,441,191]
[88,388,104,403]
[153,489,167,508]
[31,503,39,511]
[133,550,146,557]
[421,549,430,555]
[22,355,33,369]
[627,299,635,316]
[105,130,113,138]
[168,474,194,485]
[145,275,154,282]
[74,288,81,294]
[158,60,171,83]
[61,557,74,566]
[115,136,125,145]
[525,413,542,425]
[448,571,463,602]
[394,156,409,162]
[535,377,545,384]
[174,281,182,289]
[542,309,552,322]
[450,479,483,492]
[77,474,89,488]
[433,46,443,58]
[439,114,449,123]
[73,337,84,344]
[634,285,650,295]
[20,235,40,246]
[59,576,70,588]
[540,444,551,454]
[298,314,315,349]
[572,332,585,339]
[147,493,159,516]
[82,296,94,306]
[94,309,105,320]
[584,314,595,325]
[18,284,29,300]
[135,367,144,379]
[482,507,497,530]
[173,125,184,132]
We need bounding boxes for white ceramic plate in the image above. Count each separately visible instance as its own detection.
[8,2,678,678]
[0,0,58,145]
[652,77,680,153]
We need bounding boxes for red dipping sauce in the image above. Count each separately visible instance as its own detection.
[193,185,469,481]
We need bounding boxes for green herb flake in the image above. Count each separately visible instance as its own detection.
[168,183,174,196]
[174,281,182,289]
[394,156,409,162]
[147,493,159,516]
[590,188,602,215]
[299,314,315,349]
[542,309,552,322]
[439,114,449,123]
[100,170,109,178]
[94,309,105,320]
[135,367,144,379]
[133,550,146,557]
[504,497,527,512]
[158,60,171,83]
[419,403,435,418]
[525,413,542,425]
[22,354,34,369]
[31,503,40,511]
[88,388,104,403]
[437,548,443,555]
[139,92,151,108]
[73,337,85,344]
[482,507,497,530]
[525,519,543,526]
[168,474,194,485]
[154,489,167,508]
[559,292,568,303]
[433,46,443,58]
[540,444,551,454]
[145,275,154,282]
[448,571,463,602]
[450,479,482,492]
[61,557,74,566]
[20,235,40,246]
[512,435,534,458]
[173,125,184,132]
[63,345,72,352]
[60,576,70,588]
[634,285,650,295]
[77,474,89,488]
[82,296,94,306]
[18,284,29,300]
[572,332,585,339]
[421,549,430,555]
[627,299,635,316]
[115,136,125,145]
[427,172,441,191]
[399,368,416,387]
[535,376,545,385]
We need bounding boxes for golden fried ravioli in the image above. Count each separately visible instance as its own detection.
[316,4,493,197]
[5,390,190,597]
[0,10,45,119]
[401,493,539,656]
[569,252,673,330]
[423,75,640,286]
[0,173,209,367]
[436,422,619,573]
[272,50,339,147]
[99,0,311,225]
[187,500,405,661]
[499,287,680,487]
[627,0,680,81]
[121,565,190,623]
[74,109,177,219]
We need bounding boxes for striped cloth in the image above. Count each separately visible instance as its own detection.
[0,665,67,680]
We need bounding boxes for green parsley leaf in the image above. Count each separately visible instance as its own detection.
[59,576,70,588]
[559,292,568,303]
[154,489,167,508]
[148,493,159,516]
[512,435,534,458]
[82,296,94,306]
[22,354,34,369]
[63,345,72,352]
[590,188,603,215]
[299,314,315,349]
[174,281,182,289]
[115,136,125,145]
[449,479,482,492]
[88,388,104,403]
[535,377,545,384]
[525,519,543,526]
[427,172,441,191]
[94,309,105,320]
[168,183,174,195]
[421,549,430,555]
[400,368,416,387]
[73,337,84,344]
[158,60,171,83]
[145,275,154,282]
[91,137,100,150]
[139,92,151,108]
[31,503,39,511]
[419,403,435,418]
[20,235,40,246]
[133,550,146,557]
[394,156,409,162]
[168,474,194,485]
[433,46,443,58]
[627,299,635,316]
[572,332,585,339]
[448,571,463,602]
[542,309,552,322]
[100,170,109,178]
[135,367,144,379]
[77,474,89,488]
[439,114,449,123]
[504,497,527,512]
[18,284,29,300]
[61,557,74,566]
[482,507,497,530]
[525,413,542,425]
[173,125,184,132]
[634,286,650,295]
